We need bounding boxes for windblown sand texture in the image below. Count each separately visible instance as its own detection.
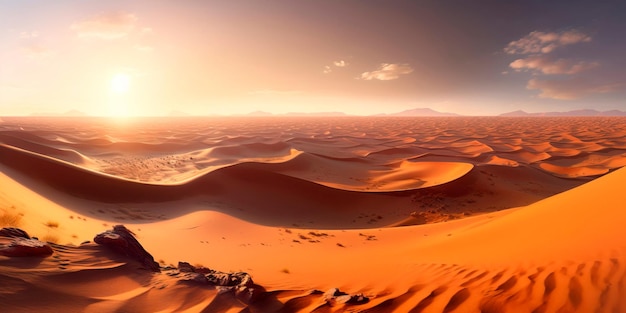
[1,116,626,312]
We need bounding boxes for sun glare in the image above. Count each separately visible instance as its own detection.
[109,73,132,117]
[111,73,131,94]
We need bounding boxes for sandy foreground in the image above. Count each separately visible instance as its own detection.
[1,116,626,312]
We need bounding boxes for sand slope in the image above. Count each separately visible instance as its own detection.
[1,164,626,312]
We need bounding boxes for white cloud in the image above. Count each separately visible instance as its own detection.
[510,56,598,75]
[504,30,591,55]
[333,60,347,67]
[323,60,348,74]
[20,31,39,39]
[71,11,138,40]
[527,77,624,100]
[360,63,413,81]
[505,29,624,101]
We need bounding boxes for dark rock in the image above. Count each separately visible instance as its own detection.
[206,272,231,286]
[179,268,264,304]
[0,237,53,257]
[0,227,30,239]
[323,288,369,305]
[194,266,214,275]
[206,271,252,287]
[94,225,160,272]
[179,272,208,284]
[178,261,196,273]
[346,293,369,304]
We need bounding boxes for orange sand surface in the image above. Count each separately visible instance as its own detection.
[1,116,626,312]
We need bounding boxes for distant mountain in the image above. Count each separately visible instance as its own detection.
[385,108,460,117]
[499,110,529,117]
[29,110,87,117]
[63,110,87,116]
[500,109,626,117]
[283,112,348,117]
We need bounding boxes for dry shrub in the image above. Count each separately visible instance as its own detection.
[45,220,59,228]
[0,210,23,227]
[41,234,59,244]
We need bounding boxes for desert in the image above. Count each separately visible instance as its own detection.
[3,1,626,312]
[2,116,626,312]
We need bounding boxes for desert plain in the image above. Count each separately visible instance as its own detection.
[1,116,626,312]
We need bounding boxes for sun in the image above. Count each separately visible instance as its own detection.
[108,73,132,117]
[110,73,131,94]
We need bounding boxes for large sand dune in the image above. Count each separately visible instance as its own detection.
[1,116,626,312]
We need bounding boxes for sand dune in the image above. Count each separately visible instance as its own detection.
[2,165,626,312]
[1,116,626,312]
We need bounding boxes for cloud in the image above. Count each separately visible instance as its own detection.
[360,63,413,81]
[333,60,347,67]
[323,60,348,74]
[510,56,599,75]
[71,11,138,40]
[20,31,39,39]
[527,77,624,100]
[503,29,618,100]
[504,30,591,55]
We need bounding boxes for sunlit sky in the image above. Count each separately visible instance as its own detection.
[1,0,625,116]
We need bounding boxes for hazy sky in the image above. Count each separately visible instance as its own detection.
[1,0,625,116]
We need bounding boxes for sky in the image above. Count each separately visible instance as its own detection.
[1,0,625,116]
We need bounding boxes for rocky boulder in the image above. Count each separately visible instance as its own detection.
[0,227,31,239]
[94,225,160,272]
[0,237,53,257]
[173,261,265,304]
[323,288,369,305]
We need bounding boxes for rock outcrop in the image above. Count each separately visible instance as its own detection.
[3,226,267,305]
[171,261,266,304]
[323,288,369,305]
[0,227,53,257]
[94,225,160,272]
[0,227,31,239]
